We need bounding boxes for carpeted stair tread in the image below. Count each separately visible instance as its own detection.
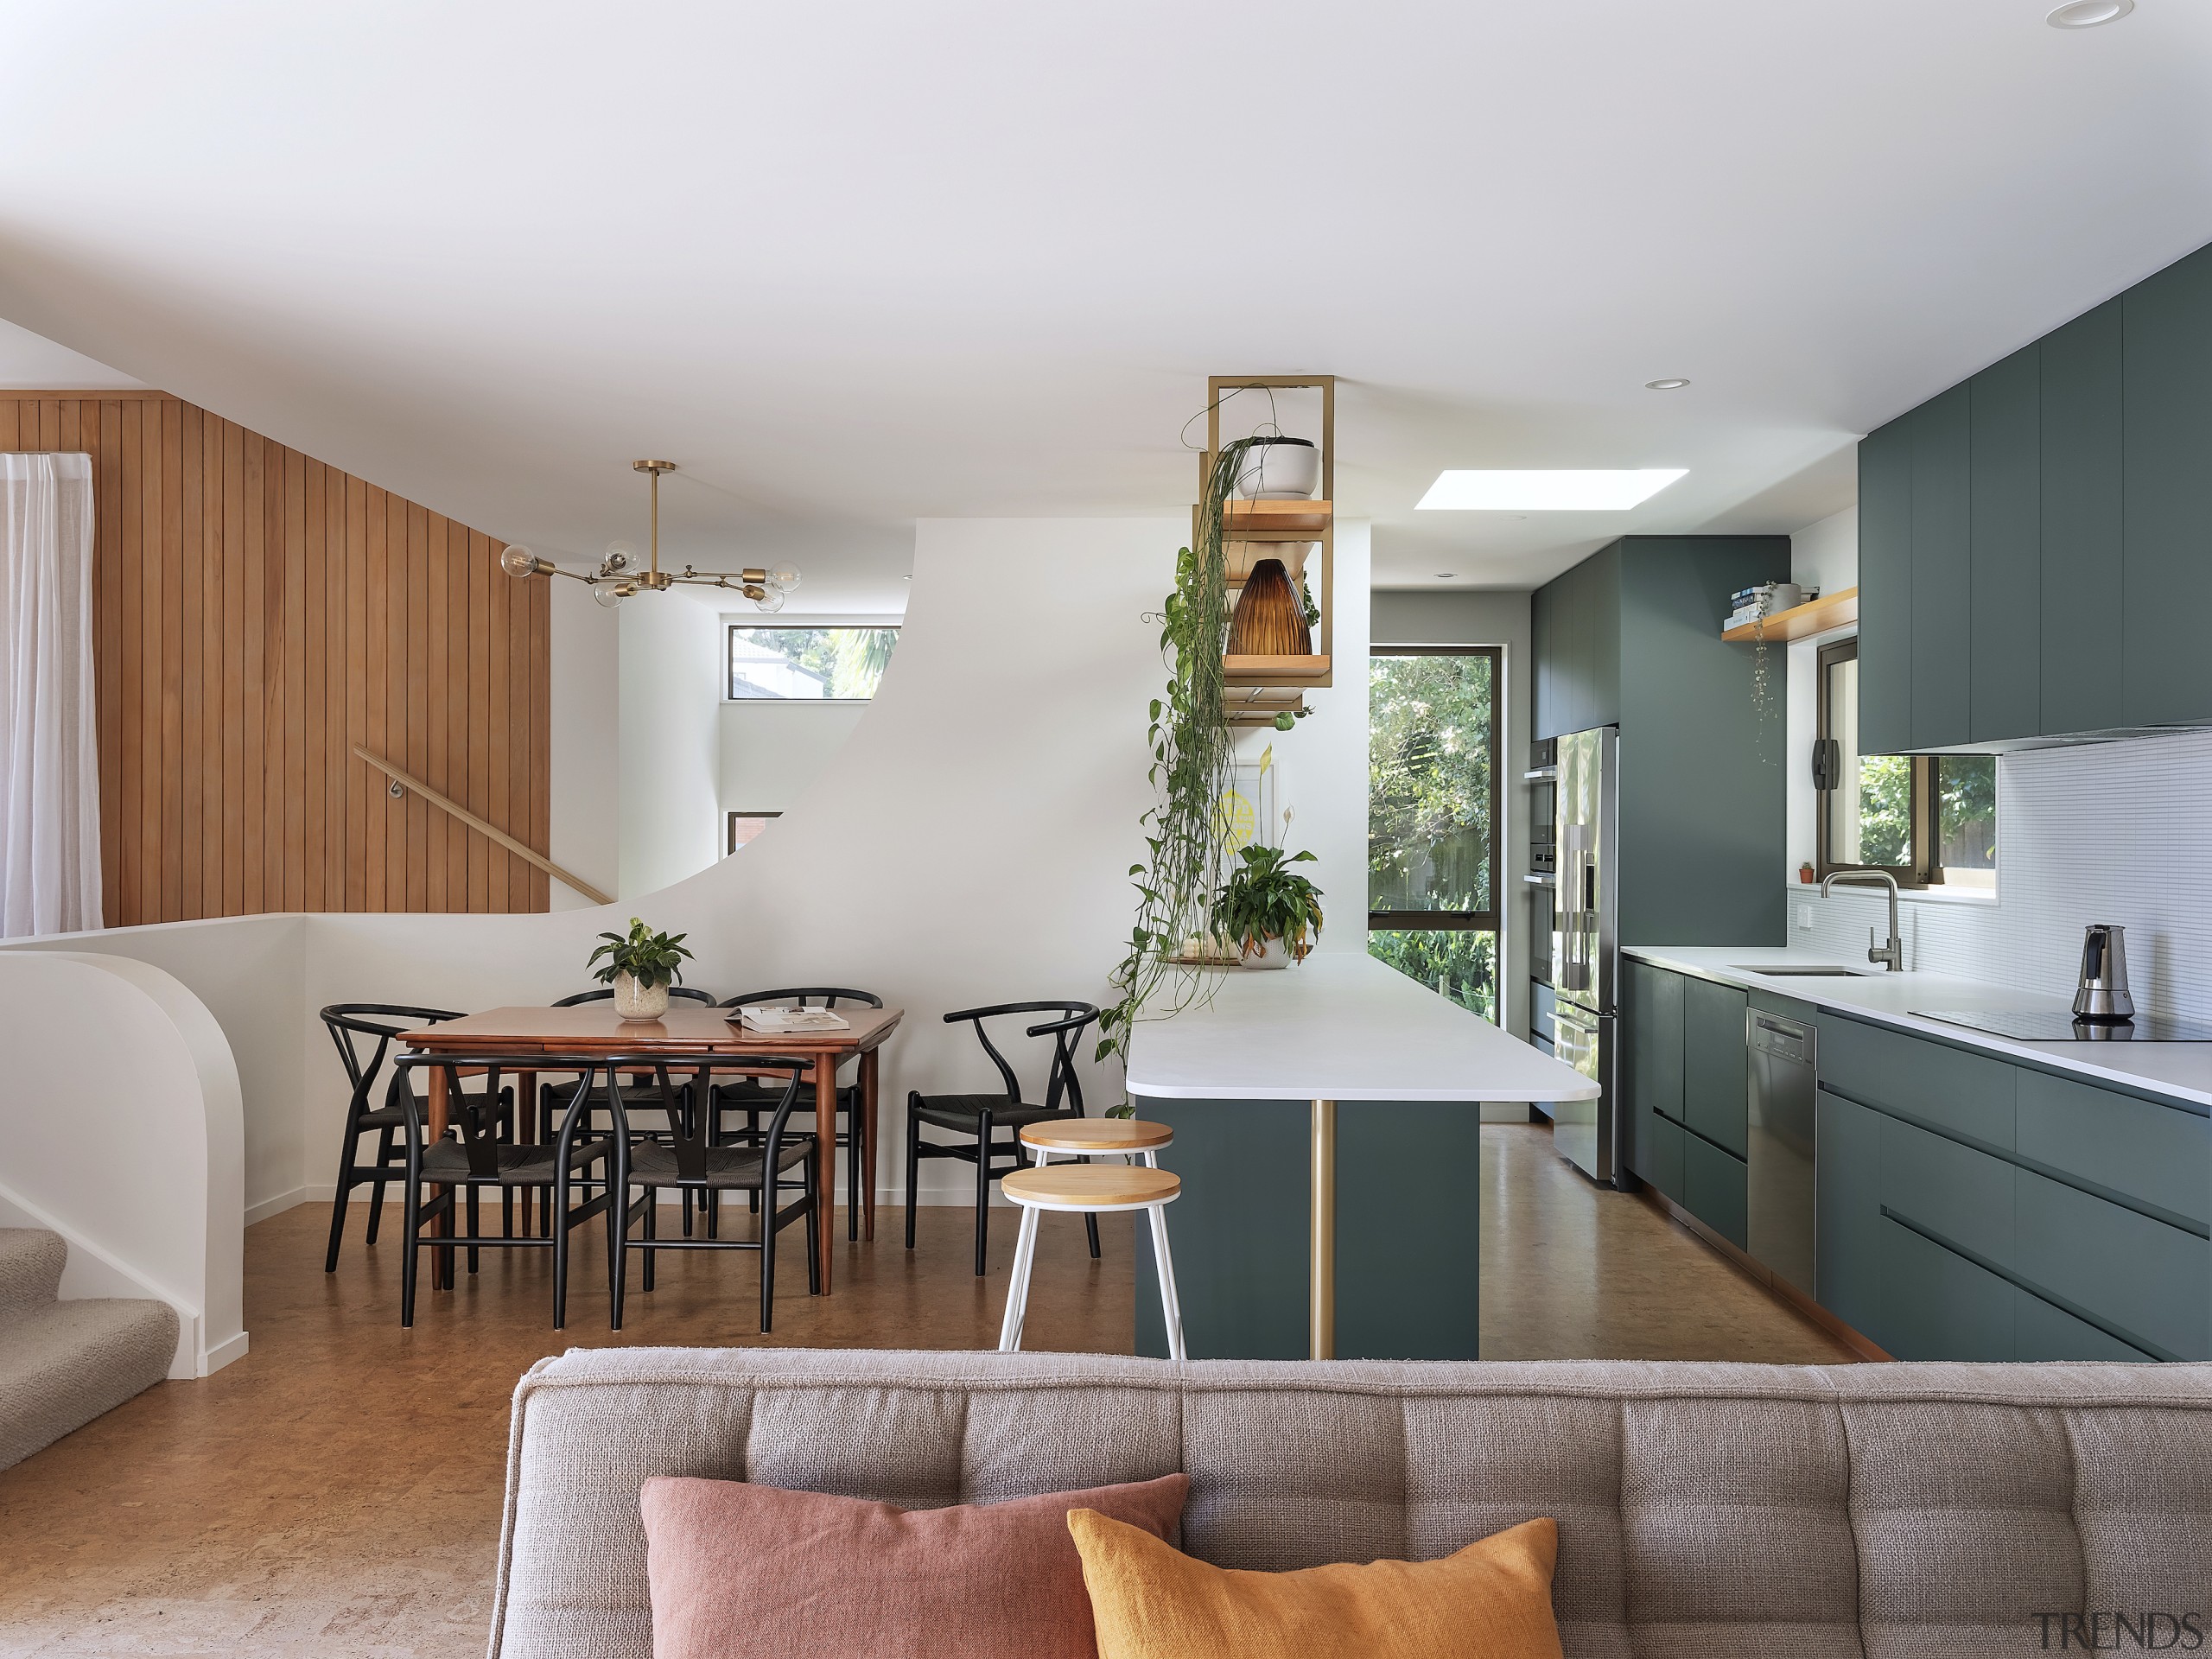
[0,1228,67,1318]
[0,1295,177,1471]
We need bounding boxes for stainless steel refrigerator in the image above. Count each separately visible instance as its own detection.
[1547,726,1622,1185]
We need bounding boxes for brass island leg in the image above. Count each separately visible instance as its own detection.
[1310,1098,1336,1360]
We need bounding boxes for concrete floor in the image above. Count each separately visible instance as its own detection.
[0,1122,1851,1656]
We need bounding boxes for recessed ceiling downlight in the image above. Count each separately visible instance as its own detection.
[1645,378,1691,391]
[2047,0,2132,26]
[1417,469,1688,512]
[1435,572,1457,580]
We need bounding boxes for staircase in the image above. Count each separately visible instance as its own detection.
[0,1229,178,1471]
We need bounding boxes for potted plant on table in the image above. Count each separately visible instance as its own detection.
[588,917,695,1020]
[1210,843,1325,969]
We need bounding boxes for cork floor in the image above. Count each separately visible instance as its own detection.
[0,1122,1851,1657]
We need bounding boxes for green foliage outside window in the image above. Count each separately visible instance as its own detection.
[730,626,898,699]
[1368,930,1498,1021]
[1369,653,1495,913]
[1937,756,1997,870]
[1855,754,1913,868]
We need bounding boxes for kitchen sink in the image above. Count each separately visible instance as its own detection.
[1728,963,1870,977]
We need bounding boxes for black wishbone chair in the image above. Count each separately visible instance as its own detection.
[906,1001,1102,1276]
[605,1055,819,1334]
[319,1003,515,1273]
[391,1054,617,1329]
[712,987,884,1239]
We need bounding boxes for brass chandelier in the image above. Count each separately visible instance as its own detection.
[499,461,798,611]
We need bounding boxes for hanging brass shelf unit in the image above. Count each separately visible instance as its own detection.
[1199,375,1335,728]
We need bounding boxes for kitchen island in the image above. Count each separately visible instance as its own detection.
[1125,952,1599,1361]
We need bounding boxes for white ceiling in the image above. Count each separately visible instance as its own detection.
[0,1,2206,602]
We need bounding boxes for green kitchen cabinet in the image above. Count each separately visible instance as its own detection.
[1880,1112,2016,1272]
[1624,961,1686,1198]
[2015,1294,2158,1363]
[1530,538,1788,946]
[1909,384,1973,750]
[1681,976,1749,1157]
[1816,1015,2015,1151]
[2122,245,2212,728]
[1852,244,2212,750]
[1855,416,1914,757]
[2039,299,2127,737]
[2014,1168,2210,1362]
[1879,1217,2017,1363]
[1967,344,2042,743]
[2013,1069,2211,1231]
[1815,1085,1884,1344]
[1682,1130,1748,1251]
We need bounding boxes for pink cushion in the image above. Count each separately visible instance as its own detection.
[640,1471,1191,1659]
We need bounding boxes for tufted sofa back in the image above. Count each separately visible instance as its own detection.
[490,1348,2212,1658]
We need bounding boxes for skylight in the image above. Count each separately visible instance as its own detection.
[1416,470,1688,511]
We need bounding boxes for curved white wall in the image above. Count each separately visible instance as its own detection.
[0,951,245,1376]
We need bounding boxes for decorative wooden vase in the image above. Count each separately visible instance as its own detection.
[1225,558,1312,656]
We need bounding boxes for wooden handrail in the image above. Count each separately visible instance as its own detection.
[353,746,613,906]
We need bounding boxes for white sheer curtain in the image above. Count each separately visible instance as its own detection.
[0,454,100,936]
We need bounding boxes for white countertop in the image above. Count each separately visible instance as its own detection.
[1126,951,1600,1103]
[1624,945,2212,1110]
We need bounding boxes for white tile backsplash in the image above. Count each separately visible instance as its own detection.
[1787,728,2212,1017]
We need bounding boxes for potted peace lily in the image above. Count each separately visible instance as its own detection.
[1210,844,1324,969]
[588,917,696,1020]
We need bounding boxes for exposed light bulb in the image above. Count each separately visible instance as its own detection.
[602,540,636,572]
[769,564,801,590]
[592,583,626,609]
[753,588,785,614]
[499,544,542,579]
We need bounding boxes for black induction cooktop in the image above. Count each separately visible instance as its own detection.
[1916,1009,2212,1043]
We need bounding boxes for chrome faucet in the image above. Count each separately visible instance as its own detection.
[1821,869,1904,971]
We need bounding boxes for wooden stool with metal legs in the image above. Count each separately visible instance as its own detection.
[997,1121,1184,1359]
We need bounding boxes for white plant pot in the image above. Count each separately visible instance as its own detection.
[1232,438,1320,500]
[612,973,671,1020]
[1240,937,1294,970]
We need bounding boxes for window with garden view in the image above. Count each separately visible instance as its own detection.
[1817,639,1995,888]
[1369,646,1501,1020]
[728,626,899,700]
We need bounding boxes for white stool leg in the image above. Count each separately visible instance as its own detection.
[1146,1201,1186,1362]
[996,1201,1042,1353]
[1141,1149,1158,1168]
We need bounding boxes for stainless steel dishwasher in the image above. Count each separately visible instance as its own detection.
[1746,1009,1816,1297]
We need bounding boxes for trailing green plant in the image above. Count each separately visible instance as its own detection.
[587,917,694,989]
[1211,843,1325,961]
[1096,437,1256,1075]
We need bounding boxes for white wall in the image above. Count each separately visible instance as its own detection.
[1,914,304,1221]
[618,592,722,899]
[550,580,620,908]
[719,702,868,833]
[0,952,245,1376]
[1786,727,2212,1019]
[1790,504,1858,597]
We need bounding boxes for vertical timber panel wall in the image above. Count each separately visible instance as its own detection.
[0,391,550,925]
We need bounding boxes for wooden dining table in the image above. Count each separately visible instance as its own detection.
[398,1002,904,1294]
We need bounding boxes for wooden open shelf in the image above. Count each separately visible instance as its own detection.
[1227,540,1313,584]
[1224,653,1332,688]
[1224,499,1332,537]
[1721,586,1859,644]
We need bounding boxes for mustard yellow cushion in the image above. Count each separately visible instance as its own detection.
[1066,1509,1564,1659]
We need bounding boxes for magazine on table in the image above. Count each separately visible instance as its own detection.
[734,1006,851,1033]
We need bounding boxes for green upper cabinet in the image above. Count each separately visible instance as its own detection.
[1856,415,1914,756]
[2040,299,2126,737]
[1858,243,2212,750]
[1909,385,1972,750]
[2123,245,2212,728]
[1967,345,2040,743]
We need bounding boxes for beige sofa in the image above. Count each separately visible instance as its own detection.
[490,1348,2212,1658]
